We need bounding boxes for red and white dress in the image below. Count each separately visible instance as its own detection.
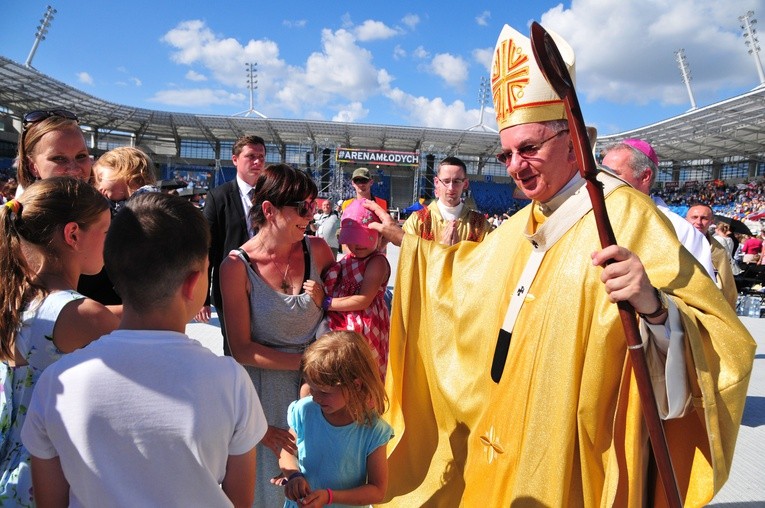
[323,252,391,379]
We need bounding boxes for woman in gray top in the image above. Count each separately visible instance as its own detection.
[219,164,335,507]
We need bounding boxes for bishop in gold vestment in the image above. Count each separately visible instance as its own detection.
[384,173,754,507]
[381,23,755,508]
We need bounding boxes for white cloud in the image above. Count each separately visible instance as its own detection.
[283,19,307,28]
[354,20,399,41]
[77,72,93,85]
[476,10,491,26]
[385,87,493,130]
[157,18,494,124]
[428,53,469,88]
[130,77,142,87]
[332,102,369,122]
[377,68,394,90]
[472,47,493,72]
[160,20,391,119]
[185,70,207,82]
[149,88,245,107]
[412,46,429,59]
[540,0,765,106]
[161,20,285,88]
[275,28,388,117]
[401,14,420,31]
[341,13,354,29]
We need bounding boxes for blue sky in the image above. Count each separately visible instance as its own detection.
[2,0,765,135]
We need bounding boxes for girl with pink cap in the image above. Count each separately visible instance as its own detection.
[321,199,391,379]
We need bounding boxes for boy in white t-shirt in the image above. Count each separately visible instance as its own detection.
[21,192,267,507]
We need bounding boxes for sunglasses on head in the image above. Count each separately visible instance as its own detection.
[23,109,79,125]
[285,200,317,218]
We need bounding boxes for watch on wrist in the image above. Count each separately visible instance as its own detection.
[638,287,668,320]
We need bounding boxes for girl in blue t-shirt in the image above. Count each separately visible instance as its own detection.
[278,331,393,507]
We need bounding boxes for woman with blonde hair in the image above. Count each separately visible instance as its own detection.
[15,109,91,195]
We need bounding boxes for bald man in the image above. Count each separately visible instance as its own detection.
[686,203,737,309]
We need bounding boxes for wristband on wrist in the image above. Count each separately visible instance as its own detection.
[326,488,333,505]
[638,287,668,320]
[287,471,304,482]
[322,295,333,311]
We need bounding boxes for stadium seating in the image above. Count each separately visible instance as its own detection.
[469,180,528,216]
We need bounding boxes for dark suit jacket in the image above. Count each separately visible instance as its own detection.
[203,179,249,311]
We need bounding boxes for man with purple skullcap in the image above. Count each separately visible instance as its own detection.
[623,138,659,166]
[601,139,716,280]
[374,22,754,508]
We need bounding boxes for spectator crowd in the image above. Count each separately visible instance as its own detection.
[655,178,765,224]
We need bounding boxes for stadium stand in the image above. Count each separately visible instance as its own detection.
[469,180,526,216]
[1,54,765,213]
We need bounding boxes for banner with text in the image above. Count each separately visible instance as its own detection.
[336,148,420,167]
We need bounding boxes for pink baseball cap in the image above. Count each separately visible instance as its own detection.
[622,139,659,167]
[339,199,380,249]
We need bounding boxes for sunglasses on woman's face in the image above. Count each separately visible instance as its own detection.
[285,200,317,218]
[23,109,79,126]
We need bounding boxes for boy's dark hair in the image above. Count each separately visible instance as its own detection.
[105,192,210,312]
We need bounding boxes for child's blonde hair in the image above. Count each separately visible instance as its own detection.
[94,147,156,191]
[302,331,388,426]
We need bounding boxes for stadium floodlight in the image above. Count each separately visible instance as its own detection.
[234,61,267,118]
[467,76,498,132]
[25,5,56,69]
[674,48,697,110]
[739,10,765,86]
[246,62,258,92]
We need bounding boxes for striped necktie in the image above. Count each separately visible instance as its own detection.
[246,188,256,237]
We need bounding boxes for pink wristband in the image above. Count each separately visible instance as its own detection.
[326,488,333,505]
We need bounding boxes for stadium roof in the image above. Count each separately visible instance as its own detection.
[2,54,765,164]
[598,85,765,164]
[0,56,500,158]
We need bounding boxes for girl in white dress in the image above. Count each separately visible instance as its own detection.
[0,177,119,505]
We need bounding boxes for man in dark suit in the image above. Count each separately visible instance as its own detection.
[196,134,266,355]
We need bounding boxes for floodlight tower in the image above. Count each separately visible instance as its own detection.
[468,76,498,132]
[739,10,765,86]
[234,62,267,118]
[25,5,56,69]
[674,48,697,110]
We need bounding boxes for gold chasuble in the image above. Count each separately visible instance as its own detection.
[381,173,755,507]
[402,201,492,244]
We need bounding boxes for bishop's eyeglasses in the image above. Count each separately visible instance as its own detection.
[496,129,569,165]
